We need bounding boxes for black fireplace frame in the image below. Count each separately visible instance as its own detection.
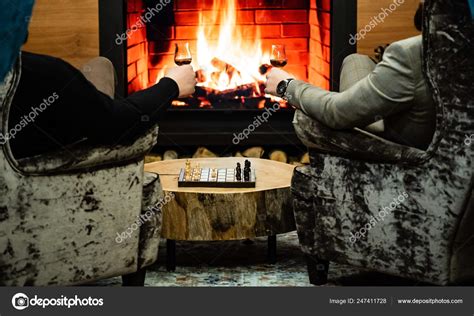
[98,0,357,148]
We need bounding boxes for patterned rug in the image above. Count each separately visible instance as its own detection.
[95,232,420,287]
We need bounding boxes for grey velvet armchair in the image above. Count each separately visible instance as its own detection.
[0,57,163,286]
[291,0,473,285]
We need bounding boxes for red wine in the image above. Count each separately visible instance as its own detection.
[270,59,288,68]
[175,58,192,66]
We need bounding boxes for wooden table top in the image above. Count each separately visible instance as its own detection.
[145,157,296,194]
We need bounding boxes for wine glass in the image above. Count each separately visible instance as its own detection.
[270,44,288,68]
[174,43,192,66]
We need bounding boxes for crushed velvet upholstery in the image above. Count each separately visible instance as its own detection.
[138,172,164,269]
[0,58,163,286]
[291,0,473,285]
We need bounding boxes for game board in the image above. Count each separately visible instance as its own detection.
[178,160,256,188]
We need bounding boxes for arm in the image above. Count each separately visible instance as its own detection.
[287,42,416,129]
[69,63,194,146]
[9,53,193,159]
[293,110,429,164]
[89,77,179,144]
[49,56,182,146]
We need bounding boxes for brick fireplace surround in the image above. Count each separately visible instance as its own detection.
[126,0,335,95]
[99,0,356,147]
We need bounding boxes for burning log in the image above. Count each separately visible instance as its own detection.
[259,64,273,76]
[196,69,207,83]
[211,57,240,80]
[195,83,261,101]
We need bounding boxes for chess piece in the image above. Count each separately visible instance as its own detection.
[185,160,192,181]
[245,160,251,169]
[244,160,251,182]
[236,163,242,181]
[185,160,191,173]
[194,163,201,181]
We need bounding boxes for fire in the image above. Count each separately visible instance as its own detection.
[195,0,268,93]
[154,0,290,108]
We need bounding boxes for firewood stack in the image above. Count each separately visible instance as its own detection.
[145,147,309,166]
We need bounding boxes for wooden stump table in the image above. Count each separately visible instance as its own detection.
[145,157,296,271]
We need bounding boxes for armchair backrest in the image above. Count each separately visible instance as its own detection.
[0,59,21,178]
[424,0,474,165]
[423,0,474,283]
[422,0,473,216]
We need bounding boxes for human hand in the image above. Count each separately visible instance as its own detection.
[165,65,196,98]
[264,68,293,97]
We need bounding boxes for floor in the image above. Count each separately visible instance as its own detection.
[95,232,420,287]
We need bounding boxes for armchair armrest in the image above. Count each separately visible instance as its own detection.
[11,126,159,175]
[293,110,429,164]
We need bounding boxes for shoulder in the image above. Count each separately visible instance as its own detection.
[368,37,420,96]
[384,36,422,63]
[389,35,422,52]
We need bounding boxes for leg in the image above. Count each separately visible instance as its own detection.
[305,255,329,285]
[267,235,277,264]
[340,54,383,133]
[80,57,116,98]
[122,268,146,286]
[340,53,376,91]
[166,239,176,272]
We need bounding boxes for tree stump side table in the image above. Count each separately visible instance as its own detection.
[144,157,296,271]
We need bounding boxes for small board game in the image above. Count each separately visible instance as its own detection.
[178,160,256,188]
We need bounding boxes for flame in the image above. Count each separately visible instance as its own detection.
[155,0,291,108]
[196,0,268,92]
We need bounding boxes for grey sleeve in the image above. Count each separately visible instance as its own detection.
[286,42,416,129]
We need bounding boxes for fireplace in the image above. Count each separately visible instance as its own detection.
[99,0,356,148]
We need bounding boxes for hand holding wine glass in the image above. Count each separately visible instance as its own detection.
[163,43,196,98]
[266,44,294,99]
[270,44,288,68]
[165,65,196,98]
[264,68,292,97]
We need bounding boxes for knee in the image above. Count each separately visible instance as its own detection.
[95,57,114,69]
[81,57,116,98]
[89,56,113,66]
[342,53,370,67]
[82,57,114,74]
